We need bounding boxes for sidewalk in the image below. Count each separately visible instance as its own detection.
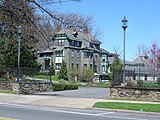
[0,93,160,109]
[0,93,105,109]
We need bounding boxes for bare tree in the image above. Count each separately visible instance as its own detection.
[138,42,160,81]
[0,0,102,52]
[36,13,102,50]
[137,44,148,56]
[147,42,160,80]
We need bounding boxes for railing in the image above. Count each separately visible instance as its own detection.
[0,67,52,83]
[112,69,135,86]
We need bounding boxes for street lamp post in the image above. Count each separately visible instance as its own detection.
[17,25,22,82]
[122,16,128,83]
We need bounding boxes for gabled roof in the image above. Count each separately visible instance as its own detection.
[125,54,152,73]
[100,48,109,54]
[43,48,53,53]
[57,28,101,43]
[56,28,101,51]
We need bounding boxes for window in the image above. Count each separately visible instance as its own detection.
[76,64,79,69]
[58,40,64,46]
[71,40,75,46]
[56,51,63,57]
[95,55,98,61]
[77,41,80,47]
[83,64,87,68]
[55,34,66,40]
[56,63,61,70]
[71,63,74,69]
[90,43,93,48]
[94,65,97,72]
[102,66,105,72]
[84,51,93,58]
[101,55,106,62]
[90,64,93,68]
[102,59,105,62]
[84,52,88,58]
[77,50,79,58]
[90,52,93,58]
[70,40,81,47]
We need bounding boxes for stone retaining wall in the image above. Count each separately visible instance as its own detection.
[110,86,160,101]
[0,81,52,94]
[0,82,15,91]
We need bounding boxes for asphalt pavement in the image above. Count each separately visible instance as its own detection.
[0,103,160,120]
[38,86,110,99]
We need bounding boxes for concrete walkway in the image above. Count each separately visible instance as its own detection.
[0,93,160,109]
[0,93,105,109]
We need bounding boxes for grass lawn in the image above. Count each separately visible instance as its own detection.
[93,102,160,113]
[33,75,59,81]
[33,75,110,88]
[0,117,17,120]
[0,90,15,94]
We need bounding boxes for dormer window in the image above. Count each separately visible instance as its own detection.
[58,40,64,46]
[71,40,75,46]
[55,34,66,40]
[70,40,81,47]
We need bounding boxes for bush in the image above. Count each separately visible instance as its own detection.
[52,83,78,91]
[126,80,137,87]
[37,72,48,76]
[137,80,144,87]
[143,82,160,88]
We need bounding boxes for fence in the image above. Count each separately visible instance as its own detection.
[112,69,135,86]
[0,67,52,82]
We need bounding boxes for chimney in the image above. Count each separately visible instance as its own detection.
[83,25,89,34]
[69,25,78,37]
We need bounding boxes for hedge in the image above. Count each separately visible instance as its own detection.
[37,72,49,75]
[52,83,78,91]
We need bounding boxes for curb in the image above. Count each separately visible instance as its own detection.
[92,107,160,115]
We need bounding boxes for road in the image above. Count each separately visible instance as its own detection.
[0,103,159,120]
[40,87,110,99]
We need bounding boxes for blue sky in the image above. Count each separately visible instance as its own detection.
[44,0,160,61]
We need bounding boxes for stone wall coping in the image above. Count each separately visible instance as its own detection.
[0,81,51,84]
[0,81,17,83]
[110,86,160,91]
[19,82,51,84]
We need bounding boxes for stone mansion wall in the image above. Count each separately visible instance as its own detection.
[0,81,52,94]
[110,86,160,101]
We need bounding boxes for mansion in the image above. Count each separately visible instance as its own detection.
[37,26,110,80]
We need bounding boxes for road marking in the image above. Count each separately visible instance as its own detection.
[0,117,17,120]
[95,112,115,116]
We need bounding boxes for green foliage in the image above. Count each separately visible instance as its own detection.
[94,102,160,113]
[49,62,55,75]
[137,80,144,87]
[0,72,15,82]
[52,83,78,91]
[143,82,160,88]
[70,67,79,81]
[37,72,48,76]
[0,1,38,69]
[58,60,68,80]
[3,44,38,68]
[111,54,122,71]
[108,72,112,83]
[85,82,110,88]
[80,68,94,82]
